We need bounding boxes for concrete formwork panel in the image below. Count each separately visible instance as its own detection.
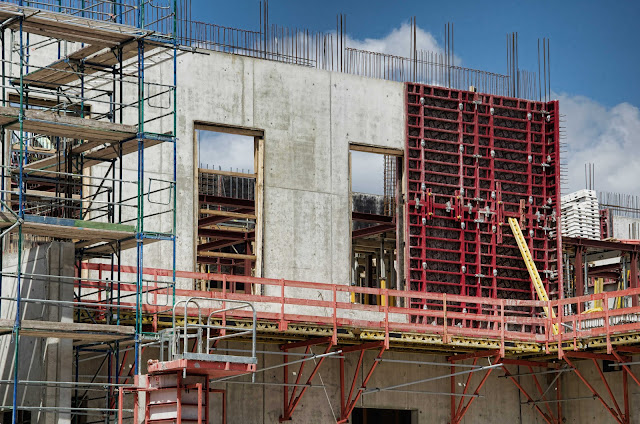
[405,83,561,320]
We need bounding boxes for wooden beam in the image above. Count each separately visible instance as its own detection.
[199,168,256,179]
[197,239,249,252]
[0,319,134,341]
[352,211,393,224]
[199,251,256,260]
[194,121,264,137]
[349,144,403,156]
[199,209,256,219]
[198,228,254,240]
[196,256,243,266]
[199,194,254,209]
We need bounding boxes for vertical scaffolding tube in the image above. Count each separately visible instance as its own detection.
[134,0,146,377]
[12,11,25,424]
[135,35,145,375]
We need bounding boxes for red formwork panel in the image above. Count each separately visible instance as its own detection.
[405,83,561,321]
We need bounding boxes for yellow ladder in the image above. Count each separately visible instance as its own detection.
[508,217,559,335]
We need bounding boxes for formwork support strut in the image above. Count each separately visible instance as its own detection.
[563,354,629,424]
[448,351,500,424]
[279,337,335,422]
[337,341,386,424]
[501,364,560,424]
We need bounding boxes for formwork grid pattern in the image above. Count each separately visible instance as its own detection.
[405,83,561,321]
[0,1,178,423]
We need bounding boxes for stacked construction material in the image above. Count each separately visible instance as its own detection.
[561,189,600,240]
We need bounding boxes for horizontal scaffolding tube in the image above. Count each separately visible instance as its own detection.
[363,363,503,395]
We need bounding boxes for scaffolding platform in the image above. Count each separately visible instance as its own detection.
[0,319,135,341]
[21,136,164,176]
[18,41,157,89]
[0,3,145,47]
[0,212,136,243]
[148,357,257,379]
[0,105,136,142]
[79,235,160,256]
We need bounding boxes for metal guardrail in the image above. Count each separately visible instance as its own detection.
[82,262,640,356]
[162,296,257,364]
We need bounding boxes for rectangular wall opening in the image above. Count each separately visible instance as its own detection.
[194,123,264,292]
[352,407,414,424]
[349,145,403,306]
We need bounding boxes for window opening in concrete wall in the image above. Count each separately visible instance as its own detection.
[195,123,264,293]
[352,407,414,424]
[350,145,402,306]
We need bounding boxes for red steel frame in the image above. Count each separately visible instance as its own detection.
[499,359,563,424]
[91,263,640,422]
[449,351,640,424]
[405,83,561,321]
[449,350,501,424]
[562,351,638,424]
[337,341,386,423]
[279,337,335,422]
[277,338,387,422]
[119,373,211,424]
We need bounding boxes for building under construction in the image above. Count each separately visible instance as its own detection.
[0,1,639,423]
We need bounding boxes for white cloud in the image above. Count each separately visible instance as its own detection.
[558,93,640,196]
[197,131,254,173]
[346,22,443,58]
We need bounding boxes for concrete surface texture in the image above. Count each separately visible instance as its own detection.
[82,48,405,292]
[171,51,405,289]
[0,242,74,424]
[612,215,640,240]
[123,341,639,424]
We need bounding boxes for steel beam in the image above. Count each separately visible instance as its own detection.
[501,365,555,424]
[352,223,395,239]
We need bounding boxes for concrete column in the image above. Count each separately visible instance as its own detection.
[43,242,74,424]
[0,242,74,424]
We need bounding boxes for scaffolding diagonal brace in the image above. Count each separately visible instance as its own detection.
[450,355,500,424]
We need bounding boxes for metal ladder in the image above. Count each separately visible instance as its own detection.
[508,217,559,335]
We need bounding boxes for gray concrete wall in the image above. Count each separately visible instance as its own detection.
[6,36,407,292]
[0,242,74,424]
[129,341,640,424]
[170,51,405,288]
[612,215,640,240]
[217,347,639,424]
[561,359,640,424]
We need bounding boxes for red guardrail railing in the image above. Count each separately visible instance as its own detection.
[79,263,640,356]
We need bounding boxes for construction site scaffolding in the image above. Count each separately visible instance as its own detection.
[0,1,178,422]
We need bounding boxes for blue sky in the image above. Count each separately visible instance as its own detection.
[192,0,640,196]
[195,0,640,108]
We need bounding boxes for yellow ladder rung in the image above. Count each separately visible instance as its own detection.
[508,217,558,335]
